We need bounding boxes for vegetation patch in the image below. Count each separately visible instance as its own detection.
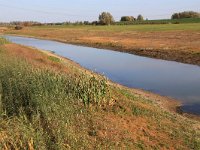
[132,105,152,116]
[0,39,110,149]
[0,37,9,45]
[48,55,61,63]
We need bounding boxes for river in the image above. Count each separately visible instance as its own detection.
[5,35,200,115]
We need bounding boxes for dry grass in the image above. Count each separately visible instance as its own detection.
[4,44,69,73]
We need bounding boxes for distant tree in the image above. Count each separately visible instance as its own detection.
[137,14,144,21]
[10,21,42,27]
[91,21,98,25]
[171,13,180,19]
[64,21,71,25]
[83,21,90,25]
[99,12,114,25]
[120,16,135,22]
[171,11,200,19]
[55,22,63,25]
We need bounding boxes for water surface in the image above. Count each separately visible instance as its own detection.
[5,35,200,115]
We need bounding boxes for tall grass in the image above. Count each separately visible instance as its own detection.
[0,54,109,115]
[0,37,9,45]
[0,38,109,149]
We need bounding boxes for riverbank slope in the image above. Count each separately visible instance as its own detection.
[0,38,199,149]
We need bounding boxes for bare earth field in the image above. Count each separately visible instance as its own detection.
[3,23,200,65]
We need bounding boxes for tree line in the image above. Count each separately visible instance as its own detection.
[0,12,145,28]
[171,11,200,19]
[120,15,144,22]
[98,12,144,25]
[1,11,199,29]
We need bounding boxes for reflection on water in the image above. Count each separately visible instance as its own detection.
[5,35,200,115]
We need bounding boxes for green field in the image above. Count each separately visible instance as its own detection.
[31,22,200,32]
[116,18,200,25]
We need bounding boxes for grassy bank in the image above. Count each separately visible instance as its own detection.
[0,38,200,149]
[3,23,200,65]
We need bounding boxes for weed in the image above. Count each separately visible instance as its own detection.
[132,105,151,116]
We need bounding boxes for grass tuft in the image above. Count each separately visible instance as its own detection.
[0,37,10,45]
[48,55,61,63]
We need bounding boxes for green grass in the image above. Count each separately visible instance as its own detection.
[29,18,200,32]
[48,55,61,63]
[0,40,110,148]
[0,37,10,45]
[31,23,200,32]
[116,18,200,25]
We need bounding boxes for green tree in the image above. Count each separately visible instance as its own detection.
[99,12,114,25]
[137,14,144,21]
[171,11,200,19]
[171,13,180,19]
[120,16,135,22]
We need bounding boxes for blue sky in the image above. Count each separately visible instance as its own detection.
[0,0,199,22]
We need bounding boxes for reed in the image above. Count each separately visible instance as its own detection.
[0,41,109,148]
[0,37,9,45]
